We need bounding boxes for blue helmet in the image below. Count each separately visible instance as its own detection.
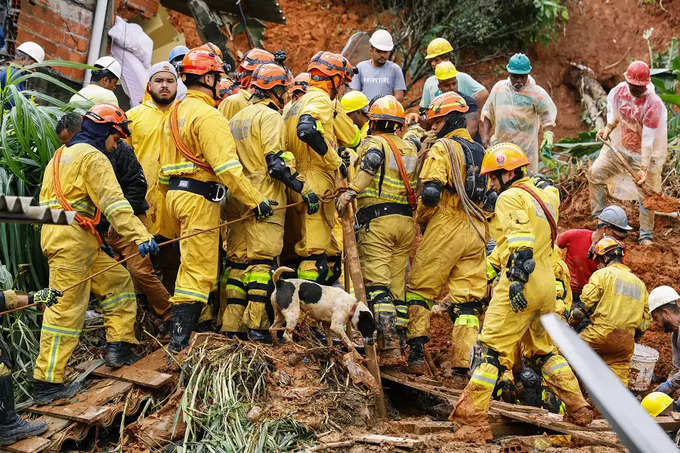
[506,53,532,75]
[168,45,190,63]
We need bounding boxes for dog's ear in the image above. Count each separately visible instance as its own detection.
[357,310,376,339]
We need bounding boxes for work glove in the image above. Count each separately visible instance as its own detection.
[138,238,159,258]
[338,147,351,178]
[509,281,528,312]
[540,130,554,151]
[531,174,555,190]
[335,189,357,215]
[30,288,62,307]
[486,262,499,282]
[568,307,585,328]
[482,190,498,213]
[302,190,320,215]
[656,381,673,395]
[253,199,275,220]
[101,242,115,258]
[495,378,518,403]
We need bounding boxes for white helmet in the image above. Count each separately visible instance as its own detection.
[369,29,394,52]
[94,56,122,79]
[649,285,680,314]
[17,41,45,64]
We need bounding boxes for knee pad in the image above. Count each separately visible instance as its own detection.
[368,285,394,316]
[471,343,504,374]
[298,254,328,283]
[447,299,485,323]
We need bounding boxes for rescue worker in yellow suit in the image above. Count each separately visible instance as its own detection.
[224,63,320,342]
[450,143,593,441]
[336,95,421,364]
[161,48,271,353]
[283,51,361,283]
[405,92,488,379]
[579,236,649,385]
[219,48,275,121]
[34,104,158,404]
[553,245,572,322]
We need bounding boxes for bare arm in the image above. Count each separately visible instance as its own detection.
[465,112,479,139]
[393,90,405,102]
[473,88,489,110]
[480,117,492,148]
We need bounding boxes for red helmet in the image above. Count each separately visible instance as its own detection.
[624,61,650,86]
[238,48,276,73]
[180,48,225,76]
[84,103,131,138]
[250,63,289,90]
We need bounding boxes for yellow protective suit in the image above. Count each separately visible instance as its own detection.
[451,176,588,427]
[579,262,649,385]
[36,143,152,383]
[126,99,177,239]
[160,89,264,307]
[406,129,487,370]
[218,89,252,121]
[351,131,418,354]
[223,98,292,331]
[553,246,573,322]
[283,85,360,282]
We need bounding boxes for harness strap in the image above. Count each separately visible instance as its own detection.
[515,184,557,246]
[52,145,103,245]
[378,134,417,211]
[169,101,215,174]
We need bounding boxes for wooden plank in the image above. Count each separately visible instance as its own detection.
[353,434,423,448]
[26,404,108,424]
[75,360,172,389]
[0,437,50,453]
[40,416,70,437]
[655,415,680,432]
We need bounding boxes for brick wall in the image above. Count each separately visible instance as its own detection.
[17,0,162,82]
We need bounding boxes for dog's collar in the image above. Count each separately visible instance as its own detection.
[349,301,359,317]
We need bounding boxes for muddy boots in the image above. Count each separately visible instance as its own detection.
[406,337,429,375]
[0,376,48,445]
[169,303,202,354]
[31,379,80,406]
[105,342,141,368]
[370,291,402,366]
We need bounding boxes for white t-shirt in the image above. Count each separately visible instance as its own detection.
[70,84,119,110]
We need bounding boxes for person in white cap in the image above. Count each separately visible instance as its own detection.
[0,41,45,92]
[349,29,406,102]
[70,56,121,109]
[648,286,680,396]
[126,62,180,308]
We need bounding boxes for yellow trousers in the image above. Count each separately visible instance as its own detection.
[166,190,220,305]
[34,249,137,383]
[580,327,634,386]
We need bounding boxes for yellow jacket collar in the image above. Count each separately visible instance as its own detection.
[443,128,473,142]
[510,176,531,188]
[609,262,631,272]
[142,98,175,111]
[186,89,216,107]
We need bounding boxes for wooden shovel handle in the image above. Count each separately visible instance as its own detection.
[598,136,650,195]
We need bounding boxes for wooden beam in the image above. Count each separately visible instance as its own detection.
[75,361,172,389]
[0,437,51,453]
[26,404,108,424]
[353,434,423,449]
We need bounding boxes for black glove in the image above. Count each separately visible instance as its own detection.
[253,199,275,220]
[274,49,287,65]
[101,242,115,258]
[507,249,535,284]
[302,190,320,215]
[509,281,528,312]
[482,190,498,212]
[338,147,351,178]
[531,174,555,190]
[30,288,62,307]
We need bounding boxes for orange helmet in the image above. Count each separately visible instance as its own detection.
[593,236,624,258]
[250,63,289,90]
[198,42,223,58]
[289,72,310,95]
[84,103,131,138]
[308,51,355,83]
[480,143,529,175]
[426,91,468,121]
[180,48,225,76]
[369,95,405,124]
[217,77,238,101]
[238,48,276,73]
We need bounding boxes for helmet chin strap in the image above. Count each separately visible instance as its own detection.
[495,169,524,193]
[196,73,220,100]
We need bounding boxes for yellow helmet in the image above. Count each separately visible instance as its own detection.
[425,38,453,60]
[435,61,458,81]
[592,236,624,258]
[340,90,369,113]
[641,392,673,417]
[480,143,529,175]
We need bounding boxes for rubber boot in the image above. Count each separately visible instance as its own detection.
[0,376,48,445]
[405,337,429,375]
[247,329,273,344]
[377,312,403,366]
[564,405,594,426]
[104,342,141,369]
[168,303,201,354]
[449,367,469,390]
[31,379,80,406]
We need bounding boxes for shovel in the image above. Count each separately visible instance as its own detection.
[598,137,680,213]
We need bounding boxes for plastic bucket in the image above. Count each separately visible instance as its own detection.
[630,343,659,391]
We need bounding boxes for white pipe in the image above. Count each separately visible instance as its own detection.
[84,0,109,85]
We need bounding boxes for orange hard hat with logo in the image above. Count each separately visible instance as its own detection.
[593,236,624,257]
[369,95,405,123]
[180,48,225,76]
[480,143,530,175]
[308,51,355,83]
[84,103,131,138]
[426,91,468,121]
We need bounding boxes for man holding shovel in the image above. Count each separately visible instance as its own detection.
[590,60,668,245]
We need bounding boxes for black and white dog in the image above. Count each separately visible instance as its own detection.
[269,266,376,355]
